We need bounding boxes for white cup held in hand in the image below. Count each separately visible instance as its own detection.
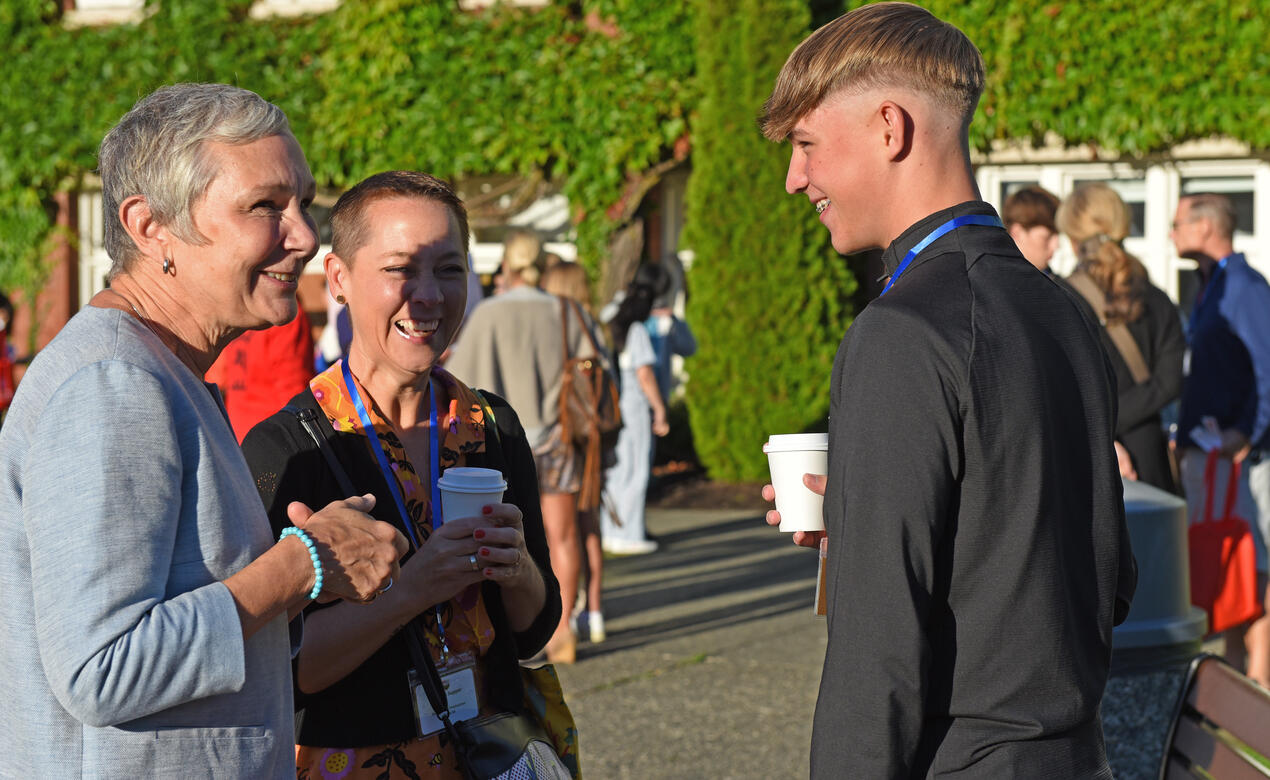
[437,467,507,523]
[764,433,828,532]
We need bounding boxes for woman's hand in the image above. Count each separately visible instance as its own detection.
[1113,441,1138,481]
[471,502,542,592]
[401,502,542,605]
[396,515,489,607]
[652,407,670,437]
[289,495,407,604]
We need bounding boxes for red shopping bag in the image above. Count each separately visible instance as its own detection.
[1189,450,1263,634]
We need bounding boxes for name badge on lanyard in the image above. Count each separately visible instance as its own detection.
[408,660,480,736]
[340,361,479,734]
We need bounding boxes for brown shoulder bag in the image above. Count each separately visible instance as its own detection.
[558,297,622,511]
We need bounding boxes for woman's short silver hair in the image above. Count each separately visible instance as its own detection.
[98,83,292,276]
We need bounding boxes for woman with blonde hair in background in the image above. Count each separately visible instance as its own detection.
[541,261,608,642]
[1057,183,1185,493]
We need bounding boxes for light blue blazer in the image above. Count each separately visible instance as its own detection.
[0,307,296,778]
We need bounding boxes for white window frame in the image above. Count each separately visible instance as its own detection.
[978,157,1269,303]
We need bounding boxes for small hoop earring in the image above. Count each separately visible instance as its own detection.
[162,257,172,275]
[336,295,346,305]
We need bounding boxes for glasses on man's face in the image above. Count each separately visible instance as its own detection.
[1171,216,1201,231]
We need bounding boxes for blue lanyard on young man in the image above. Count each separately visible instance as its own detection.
[340,359,452,652]
[881,214,1004,296]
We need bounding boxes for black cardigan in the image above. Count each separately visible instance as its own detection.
[1057,276,1185,494]
[241,387,561,747]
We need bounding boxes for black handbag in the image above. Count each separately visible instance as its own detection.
[404,625,568,780]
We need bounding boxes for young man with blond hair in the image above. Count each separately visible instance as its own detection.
[761,4,1136,777]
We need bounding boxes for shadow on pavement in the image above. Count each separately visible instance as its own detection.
[580,512,819,659]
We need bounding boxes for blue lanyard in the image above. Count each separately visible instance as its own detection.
[339,359,443,551]
[881,214,1004,296]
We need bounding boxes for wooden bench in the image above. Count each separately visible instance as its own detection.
[1159,653,1270,779]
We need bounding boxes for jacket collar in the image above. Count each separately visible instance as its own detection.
[880,200,1001,279]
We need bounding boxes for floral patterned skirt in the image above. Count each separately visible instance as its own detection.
[297,739,466,780]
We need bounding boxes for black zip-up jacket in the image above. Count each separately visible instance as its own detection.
[812,201,1137,779]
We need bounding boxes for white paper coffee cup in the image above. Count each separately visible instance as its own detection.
[764,433,828,532]
[437,467,507,523]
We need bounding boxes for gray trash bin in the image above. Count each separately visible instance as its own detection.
[1102,479,1207,779]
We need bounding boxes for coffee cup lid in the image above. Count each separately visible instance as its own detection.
[437,467,507,493]
[762,433,829,453]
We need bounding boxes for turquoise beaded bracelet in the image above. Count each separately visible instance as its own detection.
[279,527,323,601]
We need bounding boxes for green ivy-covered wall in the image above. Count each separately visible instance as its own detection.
[3,0,1267,479]
[0,0,696,313]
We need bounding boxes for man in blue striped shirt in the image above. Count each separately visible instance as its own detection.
[1173,191,1270,687]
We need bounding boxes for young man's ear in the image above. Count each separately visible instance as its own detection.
[877,100,913,162]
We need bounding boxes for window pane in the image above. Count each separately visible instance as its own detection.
[1000,181,1041,204]
[1181,177,1254,235]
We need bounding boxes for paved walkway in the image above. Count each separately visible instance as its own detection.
[554,507,826,779]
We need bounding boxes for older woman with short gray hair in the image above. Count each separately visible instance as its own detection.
[0,83,407,778]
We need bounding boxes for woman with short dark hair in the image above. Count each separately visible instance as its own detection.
[242,171,568,777]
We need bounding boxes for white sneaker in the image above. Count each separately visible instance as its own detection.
[602,537,659,555]
[584,610,606,643]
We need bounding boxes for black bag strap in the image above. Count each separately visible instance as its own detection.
[283,402,474,773]
[285,404,357,497]
[405,621,475,780]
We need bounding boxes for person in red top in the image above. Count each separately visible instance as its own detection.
[0,291,16,423]
[206,300,314,441]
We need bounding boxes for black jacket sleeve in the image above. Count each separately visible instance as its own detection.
[813,306,962,778]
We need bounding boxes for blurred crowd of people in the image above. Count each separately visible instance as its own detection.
[445,230,696,663]
[1003,183,1270,685]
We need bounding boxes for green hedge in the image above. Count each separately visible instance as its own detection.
[681,0,855,482]
[682,0,1269,481]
